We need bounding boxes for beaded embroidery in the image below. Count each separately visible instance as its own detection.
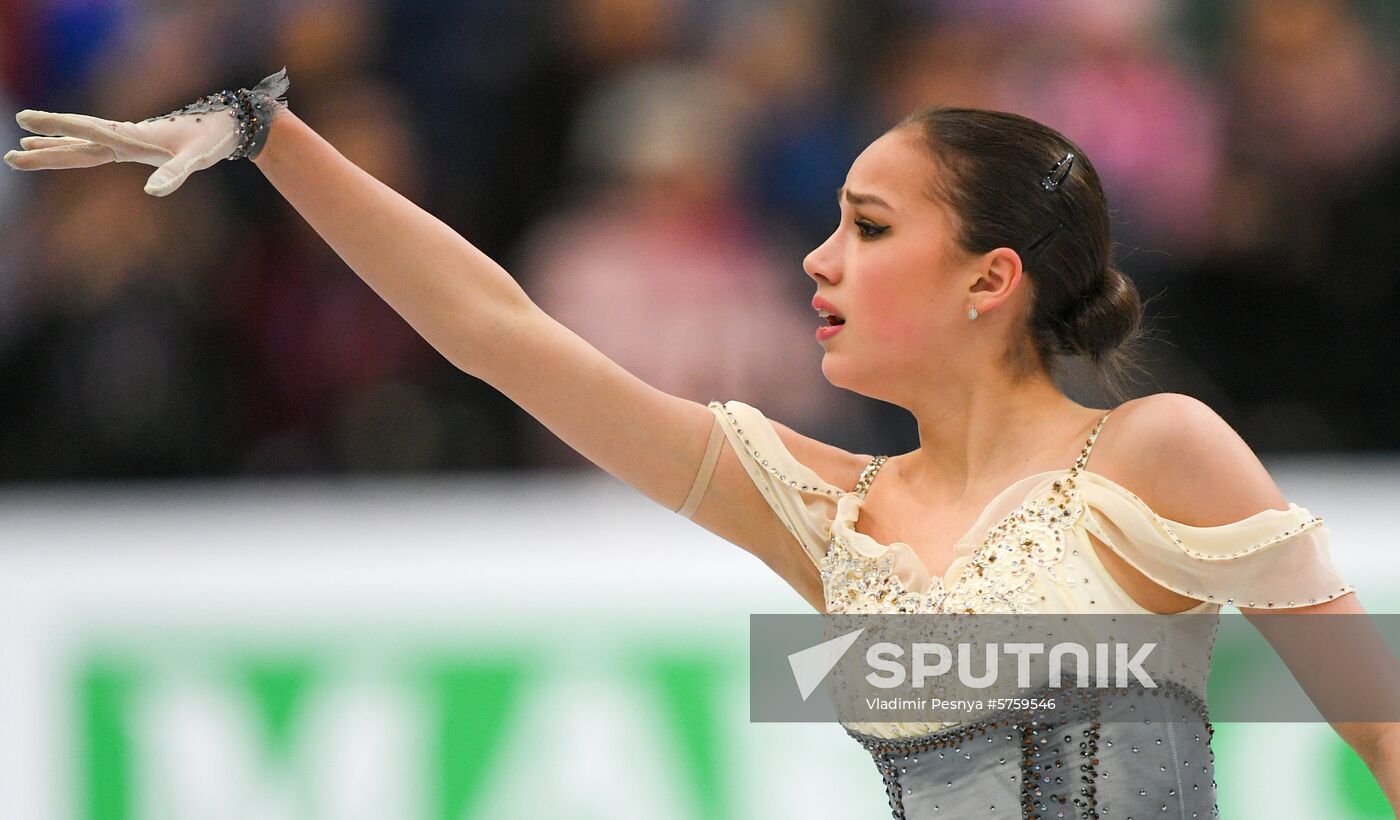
[821,532,943,614]
[1134,492,1325,561]
[709,400,1357,612]
[1079,500,1352,608]
[708,401,844,497]
[821,412,1112,616]
[139,67,290,161]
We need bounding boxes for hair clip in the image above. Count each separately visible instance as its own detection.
[1023,221,1065,268]
[1041,151,1075,191]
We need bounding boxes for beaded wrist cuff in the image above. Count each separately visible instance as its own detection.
[139,67,291,162]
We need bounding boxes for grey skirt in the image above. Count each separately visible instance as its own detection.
[844,682,1218,819]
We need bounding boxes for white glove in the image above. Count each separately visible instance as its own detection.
[3,67,290,197]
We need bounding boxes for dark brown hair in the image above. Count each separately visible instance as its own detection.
[896,107,1150,402]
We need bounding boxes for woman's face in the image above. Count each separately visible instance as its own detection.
[804,128,981,400]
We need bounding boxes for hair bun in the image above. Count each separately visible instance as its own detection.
[1057,266,1142,361]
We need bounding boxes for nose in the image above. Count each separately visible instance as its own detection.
[803,227,842,285]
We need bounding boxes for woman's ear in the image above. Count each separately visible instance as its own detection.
[967,247,1025,311]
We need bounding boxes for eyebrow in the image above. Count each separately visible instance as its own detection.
[837,186,894,210]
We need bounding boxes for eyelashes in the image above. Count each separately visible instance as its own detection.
[833,201,890,240]
[855,218,889,239]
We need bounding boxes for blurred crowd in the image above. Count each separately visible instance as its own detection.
[0,0,1396,480]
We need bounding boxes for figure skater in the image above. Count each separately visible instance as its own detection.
[6,68,1397,818]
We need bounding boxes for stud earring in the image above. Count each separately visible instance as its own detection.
[967,305,979,320]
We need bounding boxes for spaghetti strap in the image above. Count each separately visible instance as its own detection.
[1072,409,1114,474]
[853,454,889,498]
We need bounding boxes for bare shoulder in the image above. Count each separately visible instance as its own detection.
[764,413,873,494]
[1097,392,1291,525]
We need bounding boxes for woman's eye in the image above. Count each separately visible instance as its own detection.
[855,219,889,239]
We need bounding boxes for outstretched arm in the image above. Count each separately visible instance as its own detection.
[5,74,866,610]
[245,108,706,504]
[247,108,860,609]
[249,108,531,382]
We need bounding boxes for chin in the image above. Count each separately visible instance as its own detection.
[819,352,873,397]
[823,353,911,405]
[819,348,844,378]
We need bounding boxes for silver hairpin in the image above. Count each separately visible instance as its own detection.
[1041,151,1075,191]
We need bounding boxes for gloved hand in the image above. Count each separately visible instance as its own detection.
[3,67,290,197]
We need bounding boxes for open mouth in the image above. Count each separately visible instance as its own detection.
[813,297,846,329]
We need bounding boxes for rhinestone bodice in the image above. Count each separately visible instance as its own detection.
[820,413,1110,616]
[702,398,1354,625]
[820,469,1094,616]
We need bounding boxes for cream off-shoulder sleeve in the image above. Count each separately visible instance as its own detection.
[676,400,847,570]
[1074,471,1356,609]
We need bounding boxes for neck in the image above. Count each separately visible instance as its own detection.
[894,370,1093,503]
